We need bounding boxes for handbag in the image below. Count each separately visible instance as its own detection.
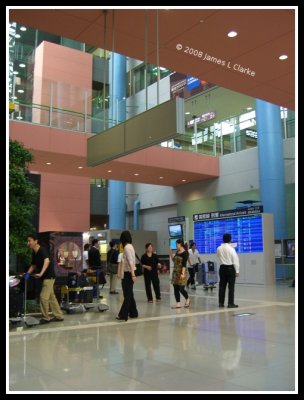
[135,253,143,277]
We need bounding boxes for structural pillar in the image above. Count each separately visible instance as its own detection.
[255,99,287,239]
[108,53,127,229]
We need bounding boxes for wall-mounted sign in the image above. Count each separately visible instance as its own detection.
[187,111,216,127]
[186,75,200,90]
[168,216,186,223]
[193,206,263,221]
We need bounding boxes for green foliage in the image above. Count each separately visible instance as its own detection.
[9,140,39,265]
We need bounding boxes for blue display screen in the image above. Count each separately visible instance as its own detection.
[169,238,177,250]
[168,224,183,237]
[194,214,263,254]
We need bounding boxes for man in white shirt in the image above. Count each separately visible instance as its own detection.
[187,242,202,289]
[216,233,240,308]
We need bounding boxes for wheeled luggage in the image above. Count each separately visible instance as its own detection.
[202,261,218,291]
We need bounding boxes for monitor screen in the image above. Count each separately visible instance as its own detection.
[169,238,177,250]
[286,239,295,258]
[168,224,183,238]
[194,214,263,254]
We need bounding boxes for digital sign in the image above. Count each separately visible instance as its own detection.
[194,214,263,254]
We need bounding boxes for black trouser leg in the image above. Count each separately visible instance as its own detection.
[219,267,229,305]
[151,272,161,300]
[173,284,180,302]
[187,268,195,286]
[144,272,153,301]
[119,272,138,320]
[227,268,236,305]
[179,285,188,300]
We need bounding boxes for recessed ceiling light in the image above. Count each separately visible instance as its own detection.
[97,184,101,187]
[78,166,83,169]
[185,112,190,115]
[12,96,18,100]
[107,170,112,173]
[13,71,19,75]
[227,31,238,38]
[46,162,52,165]
[19,63,26,68]
[279,54,288,60]
[134,173,139,176]
[17,89,24,93]
[159,176,164,179]
[15,34,21,39]
[182,179,186,182]
[20,26,27,31]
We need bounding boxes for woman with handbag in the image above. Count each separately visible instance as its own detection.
[116,231,139,322]
[141,243,161,303]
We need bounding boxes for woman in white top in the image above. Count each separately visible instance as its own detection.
[116,231,138,322]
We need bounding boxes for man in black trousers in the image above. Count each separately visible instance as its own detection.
[216,233,240,308]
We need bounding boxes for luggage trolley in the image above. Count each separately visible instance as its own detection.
[9,276,40,327]
[60,269,109,314]
[202,261,218,291]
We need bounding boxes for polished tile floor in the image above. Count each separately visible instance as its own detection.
[8,275,296,393]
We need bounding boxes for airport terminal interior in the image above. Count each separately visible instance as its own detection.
[8,7,296,393]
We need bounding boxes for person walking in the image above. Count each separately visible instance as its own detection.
[141,243,161,303]
[116,231,138,322]
[169,239,190,309]
[216,233,240,308]
[107,240,119,294]
[187,242,202,290]
[25,233,64,324]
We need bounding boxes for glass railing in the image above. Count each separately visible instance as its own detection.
[9,78,295,158]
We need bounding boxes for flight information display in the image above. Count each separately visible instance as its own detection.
[194,214,263,254]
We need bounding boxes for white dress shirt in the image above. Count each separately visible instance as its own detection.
[216,243,240,273]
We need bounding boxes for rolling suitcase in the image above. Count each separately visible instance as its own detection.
[203,261,218,291]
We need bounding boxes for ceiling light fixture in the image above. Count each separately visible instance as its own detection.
[246,107,253,111]
[78,166,83,169]
[185,112,190,115]
[20,26,27,31]
[134,173,139,176]
[46,162,52,165]
[15,34,21,38]
[227,31,238,38]
[182,179,186,182]
[17,89,24,93]
[19,63,26,68]
[13,71,19,75]
[159,176,164,179]
[279,54,288,60]
[107,170,112,172]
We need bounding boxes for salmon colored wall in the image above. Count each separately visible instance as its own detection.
[32,41,93,131]
[39,173,90,232]
[9,120,91,157]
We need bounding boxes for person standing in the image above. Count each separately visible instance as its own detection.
[187,242,202,290]
[26,233,64,324]
[107,240,119,294]
[116,231,138,322]
[141,243,161,303]
[216,233,240,308]
[82,243,90,271]
[169,239,190,308]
